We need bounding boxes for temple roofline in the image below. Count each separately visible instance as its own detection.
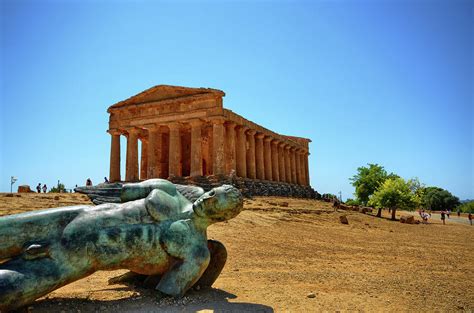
[108,85,225,112]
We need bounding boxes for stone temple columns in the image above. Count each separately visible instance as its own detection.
[212,118,225,175]
[246,129,256,179]
[146,125,161,179]
[255,133,265,180]
[168,122,181,177]
[125,128,139,181]
[278,142,286,183]
[140,138,148,180]
[225,122,237,175]
[284,145,291,183]
[189,119,203,177]
[271,140,280,182]
[108,129,121,182]
[295,149,302,185]
[264,136,272,181]
[110,120,311,187]
[236,126,248,178]
[290,147,297,184]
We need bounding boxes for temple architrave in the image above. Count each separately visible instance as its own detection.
[107,85,312,188]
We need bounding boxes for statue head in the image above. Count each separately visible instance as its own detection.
[192,185,243,222]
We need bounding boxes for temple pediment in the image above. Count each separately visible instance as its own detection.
[108,85,225,111]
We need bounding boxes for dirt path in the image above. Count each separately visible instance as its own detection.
[1,193,473,312]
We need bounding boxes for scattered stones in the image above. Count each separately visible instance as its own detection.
[307,292,316,298]
[400,215,415,224]
[54,196,60,200]
[4,193,13,197]
[339,215,349,224]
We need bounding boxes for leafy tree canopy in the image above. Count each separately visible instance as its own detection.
[368,177,419,219]
[349,163,398,205]
[422,187,460,211]
[457,201,474,213]
[49,183,68,193]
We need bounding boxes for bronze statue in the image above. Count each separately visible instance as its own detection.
[0,179,243,311]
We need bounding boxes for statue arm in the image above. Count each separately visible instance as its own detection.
[157,221,210,296]
[156,246,210,296]
[121,179,177,203]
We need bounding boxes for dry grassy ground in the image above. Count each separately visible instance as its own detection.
[0,193,473,312]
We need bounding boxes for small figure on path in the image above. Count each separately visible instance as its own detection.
[419,210,430,224]
[36,183,41,193]
[469,213,472,226]
[447,209,451,219]
[42,184,47,193]
[441,210,446,225]
[86,178,92,186]
[104,177,109,183]
[457,208,461,217]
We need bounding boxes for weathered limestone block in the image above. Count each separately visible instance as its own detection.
[17,185,33,193]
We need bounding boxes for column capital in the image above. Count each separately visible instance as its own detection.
[284,144,292,150]
[255,132,265,139]
[188,119,203,127]
[290,146,297,152]
[246,129,257,136]
[208,117,226,125]
[237,125,249,132]
[166,122,182,130]
[107,128,122,136]
[225,121,237,128]
[272,139,281,146]
[263,135,273,142]
[124,127,141,135]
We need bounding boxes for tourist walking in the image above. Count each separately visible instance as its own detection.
[457,208,461,217]
[42,184,47,193]
[104,177,109,183]
[36,183,41,193]
[86,178,92,186]
[447,209,451,219]
[469,213,472,226]
[440,210,446,225]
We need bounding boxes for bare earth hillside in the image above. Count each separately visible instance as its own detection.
[0,193,472,312]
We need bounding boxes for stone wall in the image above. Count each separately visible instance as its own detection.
[168,175,320,199]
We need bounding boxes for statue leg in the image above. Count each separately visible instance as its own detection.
[193,239,227,289]
[0,254,87,311]
[108,240,227,291]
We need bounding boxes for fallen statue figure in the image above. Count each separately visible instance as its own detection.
[0,179,243,311]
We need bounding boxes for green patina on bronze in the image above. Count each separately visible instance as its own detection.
[0,179,243,311]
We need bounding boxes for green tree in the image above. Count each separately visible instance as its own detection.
[345,198,360,206]
[422,187,459,211]
[349,164,397,205]
[49,183,68,193]
[457,201,474,213]
[368,177,417,220]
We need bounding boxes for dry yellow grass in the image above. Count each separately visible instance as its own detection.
[1,193,473,312]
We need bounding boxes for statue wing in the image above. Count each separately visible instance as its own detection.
[174,184,205,202]
[75,179,205,204]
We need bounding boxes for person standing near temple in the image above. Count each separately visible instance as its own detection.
[42,184,47,193]
[440,210,446,225]
[36,183,41,193]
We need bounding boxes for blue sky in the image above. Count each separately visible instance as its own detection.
[1,0,472,200]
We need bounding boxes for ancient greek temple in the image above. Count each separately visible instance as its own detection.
[107,85,312,187]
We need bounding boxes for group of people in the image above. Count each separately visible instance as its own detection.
[418,209,472,226]
[35,183,47,193]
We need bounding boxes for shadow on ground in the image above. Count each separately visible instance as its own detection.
[31,287,274,313]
